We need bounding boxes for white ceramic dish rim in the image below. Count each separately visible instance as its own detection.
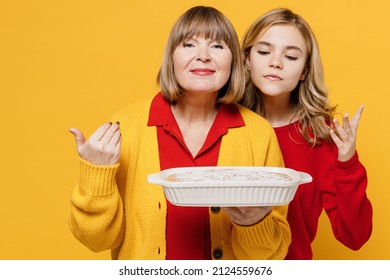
[147,166,312,188]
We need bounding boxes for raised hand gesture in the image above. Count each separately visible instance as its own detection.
[69,122,122,166]
[330,105,364,162]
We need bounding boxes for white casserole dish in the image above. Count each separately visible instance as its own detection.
[147,166,312,206]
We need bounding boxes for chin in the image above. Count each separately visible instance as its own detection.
[259,87,287,97]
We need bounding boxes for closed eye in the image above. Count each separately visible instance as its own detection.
[285,55,298,61]
[212,44,224,49]
[183,42,195,48]
[257,51,270,55]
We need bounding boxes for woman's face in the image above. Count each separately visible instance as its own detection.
[246,24,308,98]
[173,36,232,96]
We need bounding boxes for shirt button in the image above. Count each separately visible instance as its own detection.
[211,207,220,213]
[213,249,223,259]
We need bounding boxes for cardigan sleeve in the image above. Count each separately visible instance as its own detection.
[231,205,290,259]
[68,100,146,254]
[68,157,125,252]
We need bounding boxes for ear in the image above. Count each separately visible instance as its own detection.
[245,56,251,70]
[300,65,308,80]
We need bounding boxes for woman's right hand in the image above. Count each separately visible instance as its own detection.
[69,122,122,166]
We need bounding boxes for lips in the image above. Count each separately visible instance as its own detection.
[190,68,216,76]
[263,74,283,81]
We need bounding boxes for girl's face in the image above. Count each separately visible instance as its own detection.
[173,36,232,96]
[246,24,308,98]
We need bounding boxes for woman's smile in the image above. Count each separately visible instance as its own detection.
[190,68,216,76]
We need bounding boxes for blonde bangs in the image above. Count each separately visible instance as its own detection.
[172,15,234,48]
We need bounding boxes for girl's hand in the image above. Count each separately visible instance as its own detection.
[69,122,122,166]
[222,206,272,226]
[330,105,364,162]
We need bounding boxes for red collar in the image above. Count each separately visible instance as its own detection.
[147,93,245,130]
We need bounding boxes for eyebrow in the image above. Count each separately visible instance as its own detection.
[256,41,303,54]
[186,36,225,43]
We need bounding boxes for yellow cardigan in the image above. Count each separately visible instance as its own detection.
[69,97,291,259]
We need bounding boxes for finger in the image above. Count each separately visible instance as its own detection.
[115,134,122,148]
[221,207,235,213]
[350,105,364,132]
[342,113,352,133]
[68,128,86,149]
[99,121,120,144]
[221,207,241,216]
[110,129,122,146]
[223,206,257,217]
[88,122,114,142]
[330,129,343,147]
[332,118,347,140]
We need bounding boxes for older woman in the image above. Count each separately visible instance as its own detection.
[69,6,290,260]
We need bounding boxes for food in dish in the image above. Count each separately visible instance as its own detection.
[166,168,292,182]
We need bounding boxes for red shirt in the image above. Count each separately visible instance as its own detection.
[147,93,244,260]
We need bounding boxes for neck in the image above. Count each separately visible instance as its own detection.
[262,94,297,127]
[172,93,218,123]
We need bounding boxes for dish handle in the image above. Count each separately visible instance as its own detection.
[147,173,162,185]
[299,172,313,184]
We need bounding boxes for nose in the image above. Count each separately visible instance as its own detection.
[196,45,211,62]
[269,54,283,69]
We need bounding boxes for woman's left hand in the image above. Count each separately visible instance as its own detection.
[222,206,272,226]
[330,105,364,162]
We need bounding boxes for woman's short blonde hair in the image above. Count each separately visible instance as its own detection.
[157,6,245,104]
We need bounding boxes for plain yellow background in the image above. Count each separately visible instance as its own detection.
[0,0,388,260]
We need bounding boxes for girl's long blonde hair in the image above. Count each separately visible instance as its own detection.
[240,8,337,145]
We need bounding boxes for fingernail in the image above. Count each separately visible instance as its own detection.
[116,121,120,125]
